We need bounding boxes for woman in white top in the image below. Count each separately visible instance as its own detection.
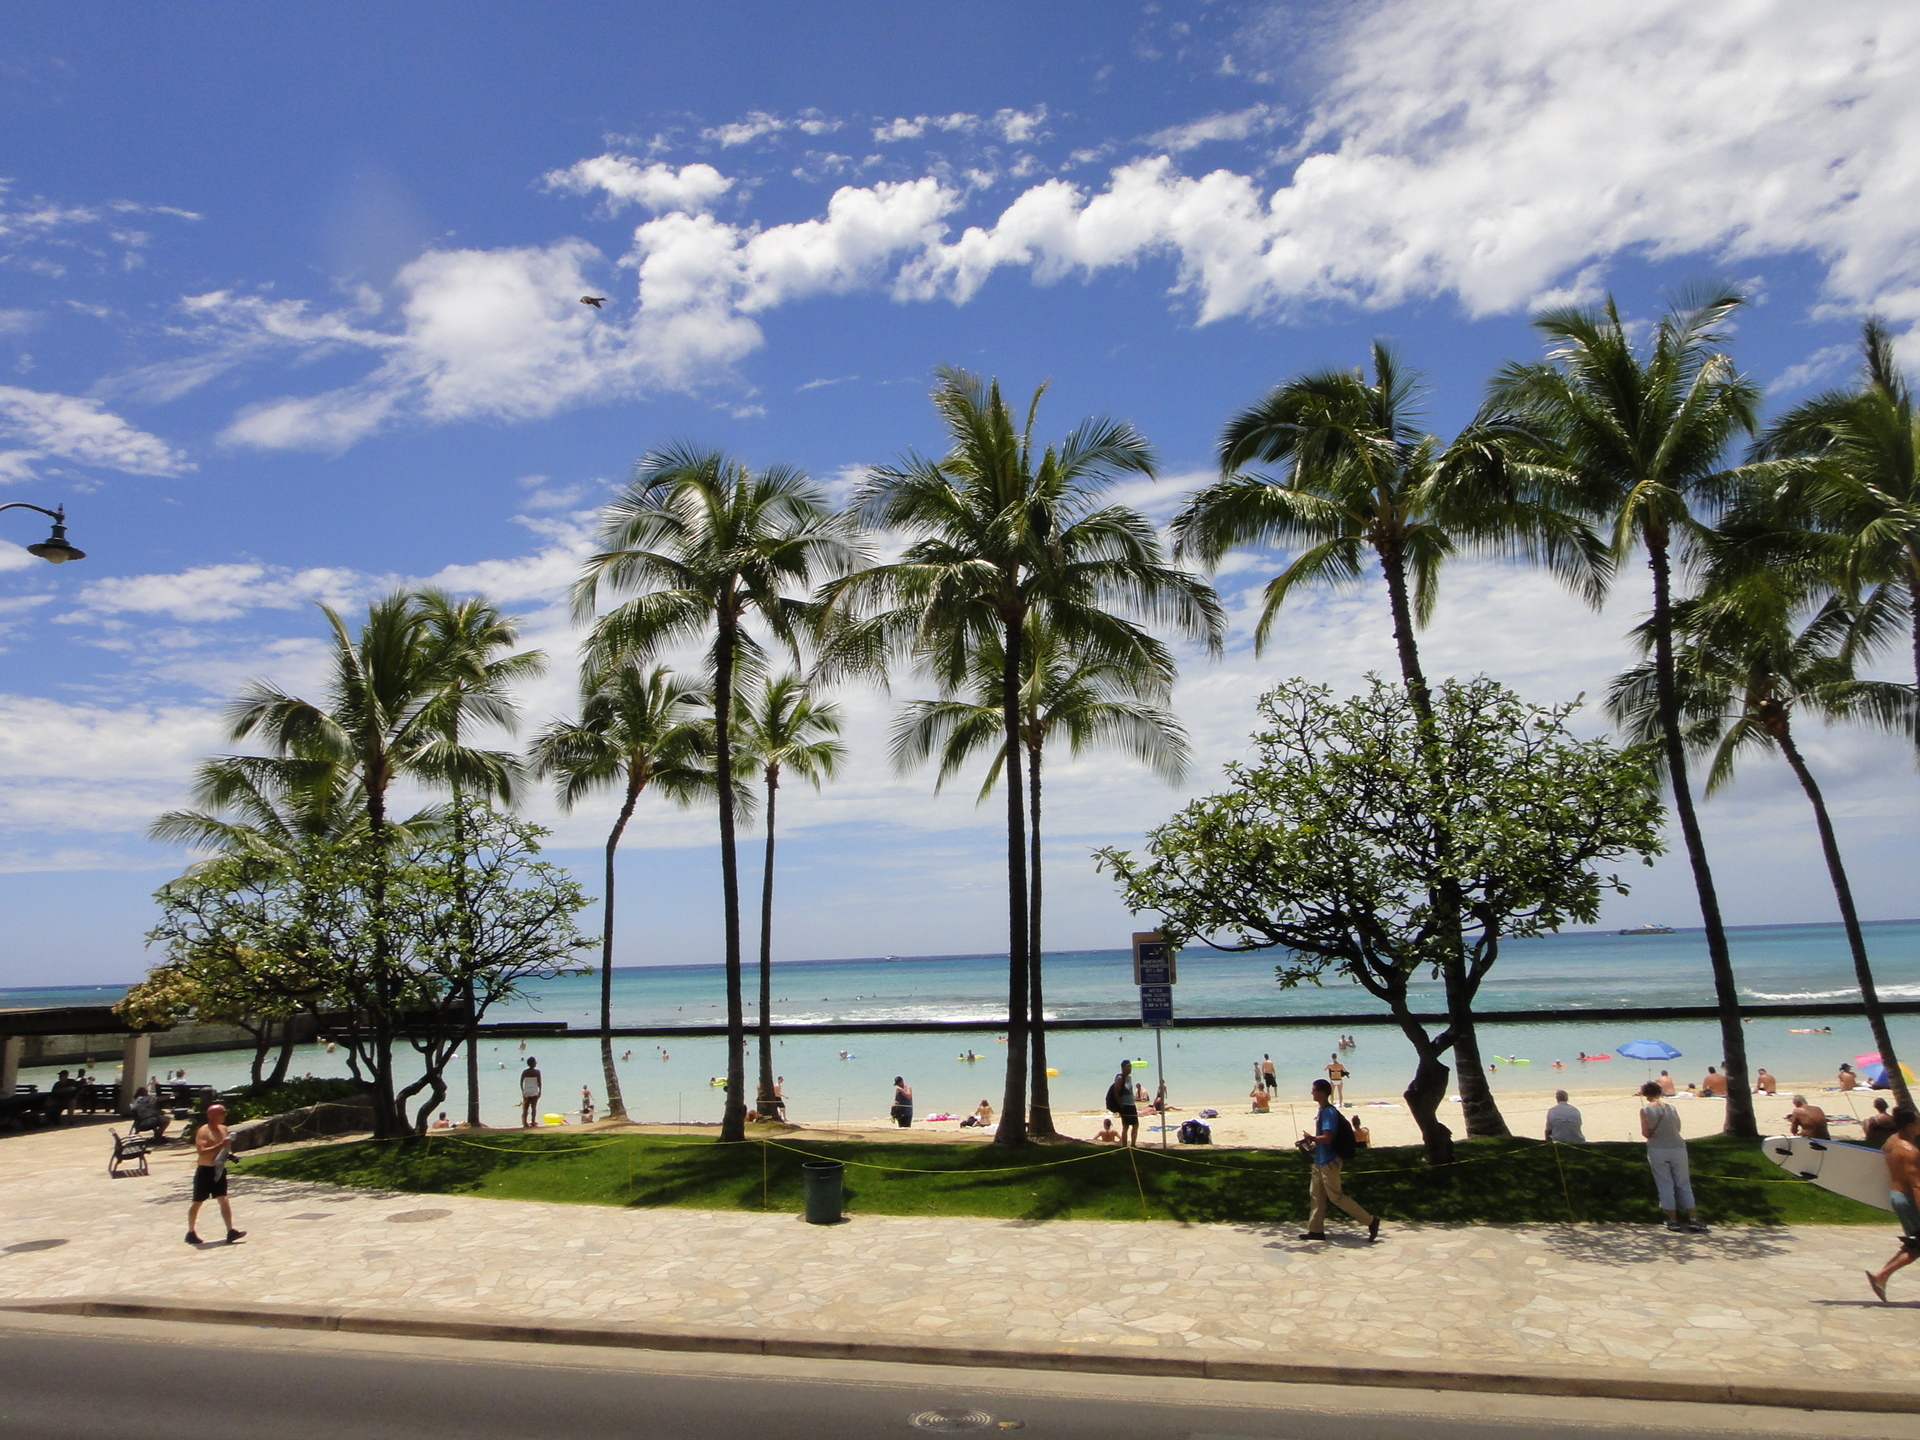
[1639,1080,1707,1232]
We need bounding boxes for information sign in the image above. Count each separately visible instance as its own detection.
[1139,983,1173,1026]
[1131,930,1177,986]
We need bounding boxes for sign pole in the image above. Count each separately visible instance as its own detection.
[1156,1025,1166,1149]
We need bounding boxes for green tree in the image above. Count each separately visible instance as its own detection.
[416,590,547,1126]
[1611,578,1916,1110]
[1174,342,1602,1137]
[824,368,1223,1146]
[530,662,715,1122]
[575,445,861,1142]
[1098,677,1664,1164]
[225,592,530,1134]
[735,673,845,1117]
[891,614,1188,1137]
[1490,289,1766,1137]
[1753,318,1920,740]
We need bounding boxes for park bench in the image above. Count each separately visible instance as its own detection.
[107,1128,151,1178]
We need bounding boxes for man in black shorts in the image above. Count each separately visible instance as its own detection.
[1104,1061,1139,1147]
[186,1102,245,1245]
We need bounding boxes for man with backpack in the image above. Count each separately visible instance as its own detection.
[1299,1077,1379,1243]
[1103,1062,1138,1147]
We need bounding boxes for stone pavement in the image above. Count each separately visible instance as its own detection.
[1,1120,1914,1390]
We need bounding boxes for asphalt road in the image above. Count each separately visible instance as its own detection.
[1,1313,1915,1440]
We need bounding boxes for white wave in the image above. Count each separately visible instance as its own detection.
[1747,983,1920,1002]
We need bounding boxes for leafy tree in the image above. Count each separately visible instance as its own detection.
[576,445,861,1142]
[223,591,535,1133]
[1098,677,1663,1164]
[824,368,1223,1145]
[1611,577,1916,1109]
[1490,289,1766,1137]
[891,614,1187,1136]
[530,662,715,1122]
[1174,343,1603,1138]
[735,673,845,1117]
[1752,318,1920,743]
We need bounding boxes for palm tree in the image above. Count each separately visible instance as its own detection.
[531,663,714,1123]
[891,615,1189,1137]
[824,368,1224,1146]
[575,445,861,1142]
[416,590,546,1126]
[227,590,528,1135]
[1174,342,1602,1138]
[735,673,845,1119]
[1491,288,1765,1137]
[1611,577,1916,1110]
[1753,319,1920,740]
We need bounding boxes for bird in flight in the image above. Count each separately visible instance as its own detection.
[580,295,607,308]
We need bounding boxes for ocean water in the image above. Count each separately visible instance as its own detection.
[9,920,1918,1130]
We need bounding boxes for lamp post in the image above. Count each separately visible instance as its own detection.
[0,503,86,564]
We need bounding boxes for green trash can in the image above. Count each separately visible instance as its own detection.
[802,1159,844,1224]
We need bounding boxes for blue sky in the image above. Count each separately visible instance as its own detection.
[2,1,1917,987]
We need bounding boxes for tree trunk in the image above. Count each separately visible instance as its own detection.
[716,608,748,1143]
[1026,745,1057,1138]
[1400,1040,1454,1165]
[1648,532,1756,1136]
[1380,542,1507,1135]
[993,612,1031,1147]
[756,765,780,1118]
[600,778,640,1123]
[463,985,481,1126]
[267,1017,296,1087]
[1778,724,1913,1110]
[248,1027,269,1088]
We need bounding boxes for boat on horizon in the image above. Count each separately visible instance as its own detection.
[1617,923,1677,935]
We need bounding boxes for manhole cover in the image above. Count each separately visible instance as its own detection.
[385,1209,452,1224]
[3,1239,68,1254]
[909,1411,995,1432]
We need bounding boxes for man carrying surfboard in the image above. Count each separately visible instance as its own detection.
[1866,1105,1920,1302]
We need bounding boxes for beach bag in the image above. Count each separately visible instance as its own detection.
[1178,1118,1211,1145]
[1328,1108,1357,1162]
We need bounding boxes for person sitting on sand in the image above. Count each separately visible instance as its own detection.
[1788,1095,1831,1139]
[1839,1062,1860,1091]
[1545,1090,1586,1143]
[1657,1070,1677,1096]
[1351,1119,1371,1149]
[1700,1067,1728,1097]
[1249,1085,1270,1113]
[1755,1068,1777,1095]
[960,1099,993,1128]
[1093,1117,1121,1144]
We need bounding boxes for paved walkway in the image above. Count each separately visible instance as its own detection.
[1,1121,1913,1388]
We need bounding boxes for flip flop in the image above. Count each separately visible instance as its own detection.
[1867,1270,1889,1303]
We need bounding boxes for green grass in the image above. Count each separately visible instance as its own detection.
[239,1130,1886,1227]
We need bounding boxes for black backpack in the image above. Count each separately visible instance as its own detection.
[1327,1107,1357,1162]
[1104,1079,1132,1112]
[1178,1118,1211,1145]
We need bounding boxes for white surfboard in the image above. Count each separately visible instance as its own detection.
[1763,1134,1893,1211]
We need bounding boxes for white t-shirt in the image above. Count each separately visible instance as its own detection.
[520,1071,542,1098]
[1641,1102,1685,1150]
[1545,1103,1585,1142]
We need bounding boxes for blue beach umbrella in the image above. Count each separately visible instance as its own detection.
[1617,1038,1682,1080]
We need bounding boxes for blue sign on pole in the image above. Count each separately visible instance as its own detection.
[1131,930,1177,986]
[1139,984,1173,1026]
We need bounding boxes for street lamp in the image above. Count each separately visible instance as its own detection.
[0,503,85,564]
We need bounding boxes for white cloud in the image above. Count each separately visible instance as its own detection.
[872,113,978,143]
[65,562,367,622]
[0,695,226,836]
[703,111,788,147]
[1145,104,1282,153]
[0,385,190,481]
[993,106,1048,144]
[541,155,733,214]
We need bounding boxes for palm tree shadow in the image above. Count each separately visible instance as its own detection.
[1537,1224,1793,1266]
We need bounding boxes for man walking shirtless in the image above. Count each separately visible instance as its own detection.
[1867,1106,1920,1301]
[185,1103,245,1246]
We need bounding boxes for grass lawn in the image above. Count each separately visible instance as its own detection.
[239,1130,1886,1227]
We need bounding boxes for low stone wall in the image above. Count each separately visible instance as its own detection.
[20,1014,324,1068]
[228,1097,375,1153]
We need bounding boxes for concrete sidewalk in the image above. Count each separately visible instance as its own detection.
[1,1122,1912,1404]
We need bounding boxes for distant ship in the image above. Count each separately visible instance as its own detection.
[1617,923,1676,935]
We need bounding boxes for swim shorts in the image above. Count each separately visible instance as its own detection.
[192,1165,227,1202]
[1892,1191,1920,1253]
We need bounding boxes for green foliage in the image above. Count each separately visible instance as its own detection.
[1097,677,1664,979]
[217,1077,368,1126]
[242,1133,1881,1228]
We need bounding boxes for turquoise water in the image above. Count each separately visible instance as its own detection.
[9,920,1918,1129]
